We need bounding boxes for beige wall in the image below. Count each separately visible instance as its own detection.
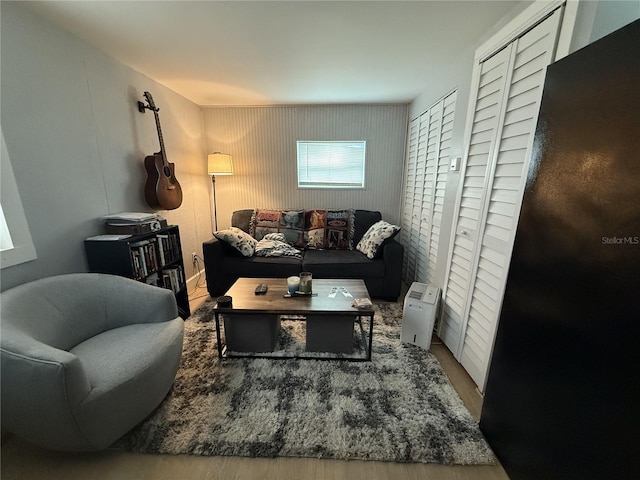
[0,2,211,291]
[202,105,408,229]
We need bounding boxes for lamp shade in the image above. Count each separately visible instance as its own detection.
[208,153,234,175]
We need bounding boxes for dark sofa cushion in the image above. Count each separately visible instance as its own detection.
[221,255,302,278]
[231,209,256,233]
[302,249,385,278]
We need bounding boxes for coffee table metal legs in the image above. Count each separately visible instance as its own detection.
[214,312,223,359]
[213,312,374,361]
[358,314,375,362]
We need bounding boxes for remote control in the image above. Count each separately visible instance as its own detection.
[255,284,268,295]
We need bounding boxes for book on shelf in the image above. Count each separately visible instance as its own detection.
[160,265,184,293]
[156,232,180,266]
[129,238,159,279]
[145,272,160,287]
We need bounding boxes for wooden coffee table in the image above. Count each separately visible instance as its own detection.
[212,278,375,361]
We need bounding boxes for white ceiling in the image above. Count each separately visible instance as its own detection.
[24,1,529,106]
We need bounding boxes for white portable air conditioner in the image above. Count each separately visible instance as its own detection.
[401,282,441,351]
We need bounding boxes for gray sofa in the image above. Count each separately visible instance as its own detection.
[0,273,184,451]
[203,209,403,301]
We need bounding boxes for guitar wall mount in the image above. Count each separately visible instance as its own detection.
[138,100,159,114]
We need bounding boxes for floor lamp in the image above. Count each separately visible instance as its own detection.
[208,152,234,232]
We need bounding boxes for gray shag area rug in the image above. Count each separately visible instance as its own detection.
[116,300,495,465]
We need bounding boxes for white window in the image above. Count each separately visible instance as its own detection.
[0,204,14,251]
[1,127,37,269]
[297,141,366,189]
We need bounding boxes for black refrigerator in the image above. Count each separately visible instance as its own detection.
[479,19,640,480]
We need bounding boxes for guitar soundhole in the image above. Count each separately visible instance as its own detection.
[163,166,172,177]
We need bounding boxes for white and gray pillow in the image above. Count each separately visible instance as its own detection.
[255,237,302,258]
[213,227,257,257]
[356,220,400,259]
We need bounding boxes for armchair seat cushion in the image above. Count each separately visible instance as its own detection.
[69,318,183,448]
[70,319,183,392]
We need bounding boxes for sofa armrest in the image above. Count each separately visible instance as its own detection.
[203,237,232,297]
[1,340,93,449]
[100,275,179,328]
[380,239,404,300]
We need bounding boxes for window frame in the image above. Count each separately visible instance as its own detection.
[296,140,367,190]
[1,127,37,269]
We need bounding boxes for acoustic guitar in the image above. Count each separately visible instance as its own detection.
[140,91,183,210]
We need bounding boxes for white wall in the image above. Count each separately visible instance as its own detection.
[570,0,640,52]
[202,105,408,228]
[0,2,212,291]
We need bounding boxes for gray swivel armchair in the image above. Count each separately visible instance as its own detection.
[1,273,184,451]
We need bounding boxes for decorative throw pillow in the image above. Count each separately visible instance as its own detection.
[251,209,281,240]
[303,209,327,249]
[250,209,305,247]
[324,209,355,250]
[213,227,257,257]
[278,209,305,247]
[356,220,401,259]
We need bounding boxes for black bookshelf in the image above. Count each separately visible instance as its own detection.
[84,225,190,318]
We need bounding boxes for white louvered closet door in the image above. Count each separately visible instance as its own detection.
[439,46,513,355]
[416,101,442,283]
[428,92,457,282]
[409,111,430,282]
[401,110,429,284]
[400,117,419,281]
[401,91,457,286]
[441,8,562,390]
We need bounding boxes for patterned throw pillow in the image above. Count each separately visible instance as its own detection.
[356,220,401,259]
[251,209,281,240]
[278,209,305,247]
[303,209,327,249]
[214,227,257,257]
[251,209,305,247]
[324,209,355,250]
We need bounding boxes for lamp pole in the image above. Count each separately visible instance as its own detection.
[212,174,218,232]
[208,152,233,233]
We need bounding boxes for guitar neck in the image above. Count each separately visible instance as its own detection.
[153,111,168,166]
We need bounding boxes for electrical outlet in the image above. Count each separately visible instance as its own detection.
[191,252,198,264]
